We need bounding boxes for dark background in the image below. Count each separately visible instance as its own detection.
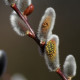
[0,0,80,80]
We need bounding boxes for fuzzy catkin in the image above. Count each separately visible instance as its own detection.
[10,11,28,36]
[44,34,60,71]
[37,7,56,43]
[63,55,77,78]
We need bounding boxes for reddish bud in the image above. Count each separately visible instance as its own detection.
[40,41,45,46]
[23,4,34,16]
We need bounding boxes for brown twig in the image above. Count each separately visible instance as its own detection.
[56,68,68,80]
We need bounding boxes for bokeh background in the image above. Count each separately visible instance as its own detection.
[0,0,80,80]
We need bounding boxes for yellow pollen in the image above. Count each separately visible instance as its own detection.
[41,16,51,33]
[45,40,56,61]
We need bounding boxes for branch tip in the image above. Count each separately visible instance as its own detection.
[56,68,68,80]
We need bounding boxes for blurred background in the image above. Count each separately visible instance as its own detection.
[0,0,80,80]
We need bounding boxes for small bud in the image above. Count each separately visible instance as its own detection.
[10,11,28,36]
[37,7,56,43]
[17,0,32,12]
[4,0,17,5]
[63,55,77,78]
[44,34,60,71]
[0,50,7,77]
[23,4,34,16]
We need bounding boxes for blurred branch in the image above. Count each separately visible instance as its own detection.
[56,68,68,80]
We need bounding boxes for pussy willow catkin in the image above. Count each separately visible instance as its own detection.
[45,40,56,61]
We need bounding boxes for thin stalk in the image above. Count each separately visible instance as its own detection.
[56,68,68,80]
[11,3,35,36]
[26,31,45,55]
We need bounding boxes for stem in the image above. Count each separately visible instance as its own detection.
[11,3,45,55]
[56,68,68,80]
[26,31,45,55]
[11,3,35,36]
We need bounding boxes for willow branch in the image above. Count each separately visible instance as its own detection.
[26,31,45,55]
[11,3,35,36]
[56,68,68,80]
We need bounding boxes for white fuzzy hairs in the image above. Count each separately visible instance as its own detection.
[44,34,60,71]
[10,11,28,36]
[37,7,56,43]
[63,55,77,78]
[4,0,17,5]
[17,0,32,12]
